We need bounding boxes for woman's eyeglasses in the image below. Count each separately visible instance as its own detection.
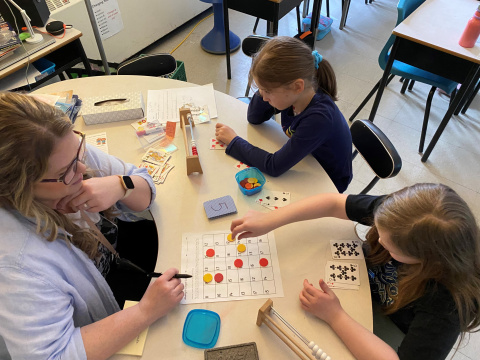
[40,130,86,185]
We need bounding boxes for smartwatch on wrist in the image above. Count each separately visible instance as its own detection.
[118,175,135,199]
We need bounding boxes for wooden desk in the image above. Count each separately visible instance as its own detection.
[0,25,91,90]
[33,76,372,360]
[368,0,480,162]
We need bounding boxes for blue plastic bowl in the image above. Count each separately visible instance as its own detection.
[235,167,266,196]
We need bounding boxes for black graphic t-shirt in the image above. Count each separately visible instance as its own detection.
[94,214,119,278]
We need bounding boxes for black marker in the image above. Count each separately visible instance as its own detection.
[148,272,192,279]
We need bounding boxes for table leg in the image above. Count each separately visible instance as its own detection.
[309,0,323,46]
[303,0,310,17]
[75,38,93,76]
[421,65,480,162]
[368,37,399,122]
[340,0,351,30]
[267,3,279,37]
[223,0,231,79]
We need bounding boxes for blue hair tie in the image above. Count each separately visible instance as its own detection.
[312,50,323,69]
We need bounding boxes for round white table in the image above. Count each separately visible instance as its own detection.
[34,76,372,360]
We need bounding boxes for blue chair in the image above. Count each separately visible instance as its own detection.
[349,0,459,153]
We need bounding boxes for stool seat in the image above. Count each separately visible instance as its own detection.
[200,0,240,54]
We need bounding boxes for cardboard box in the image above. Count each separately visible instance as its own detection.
[82,92,144,125]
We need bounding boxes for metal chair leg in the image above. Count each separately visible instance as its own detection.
[408,80,415,91]
[349,74,395,122]
[303,0,310,18]
[296,6,301,33]
[245,81,251,97]
[360,176,380,194]
[419,86,436,153]
[400,79,410,94]
[253,18,260,33]
[461,79,480,114]
[326,0,330,18]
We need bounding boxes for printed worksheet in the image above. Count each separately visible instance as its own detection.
[180,231,284,304]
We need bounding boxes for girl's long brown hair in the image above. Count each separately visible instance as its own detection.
[366,183,480,340]
[249,36,338,101]
[0,92,100,258]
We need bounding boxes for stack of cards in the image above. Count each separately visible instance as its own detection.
[139,148,174,185]
[325,240,364,290]
[255,191,291,210]
[210,138,226,150]
[325,261,360,290]
[131,119,166,148]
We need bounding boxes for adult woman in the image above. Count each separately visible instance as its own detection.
[230,183,480,360]
[0,92,183,359]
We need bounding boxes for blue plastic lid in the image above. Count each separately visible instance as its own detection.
[182,309,220,349]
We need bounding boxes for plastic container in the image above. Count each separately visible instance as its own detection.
[32,58,55,81]
[235,167,266,196]
[182,309,220,349]
[459,5,480,48]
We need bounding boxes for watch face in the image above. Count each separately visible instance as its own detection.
[123,176,134,189]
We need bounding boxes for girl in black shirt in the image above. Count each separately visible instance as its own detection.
[230,183,480,360]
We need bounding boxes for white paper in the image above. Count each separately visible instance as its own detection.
[146,84,218,123]
[180,231,284,304]
[86,132,109,154]
[91,0,124,41]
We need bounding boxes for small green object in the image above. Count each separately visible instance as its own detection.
[19,32,31,41]
[169,60,187,82]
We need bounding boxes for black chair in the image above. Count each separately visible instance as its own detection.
[351,119,402,194]
[117,54,177,77]
[253,5,302,35]
[236,35,271,105]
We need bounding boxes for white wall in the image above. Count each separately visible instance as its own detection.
[52,0,210,63]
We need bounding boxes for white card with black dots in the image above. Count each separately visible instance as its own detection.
[330,240,364,260]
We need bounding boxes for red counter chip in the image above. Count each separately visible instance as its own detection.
[214,273,224,283]
[206,249,215,257]
[259,258,269,267]
[234,259,243,268]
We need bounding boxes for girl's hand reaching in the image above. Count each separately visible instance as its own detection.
[215,123,238,145]
[299,279,344,325]
[230,210,277,240]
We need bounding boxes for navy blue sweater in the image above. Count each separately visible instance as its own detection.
[226,91,353,192]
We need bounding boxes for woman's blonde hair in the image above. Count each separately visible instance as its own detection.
[365,183,480,338]
[249,36,338,100]
[0,92,100,258]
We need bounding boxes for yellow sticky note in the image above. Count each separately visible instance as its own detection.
[116,301,149,356]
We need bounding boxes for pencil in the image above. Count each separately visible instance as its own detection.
[148,272,192,278]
